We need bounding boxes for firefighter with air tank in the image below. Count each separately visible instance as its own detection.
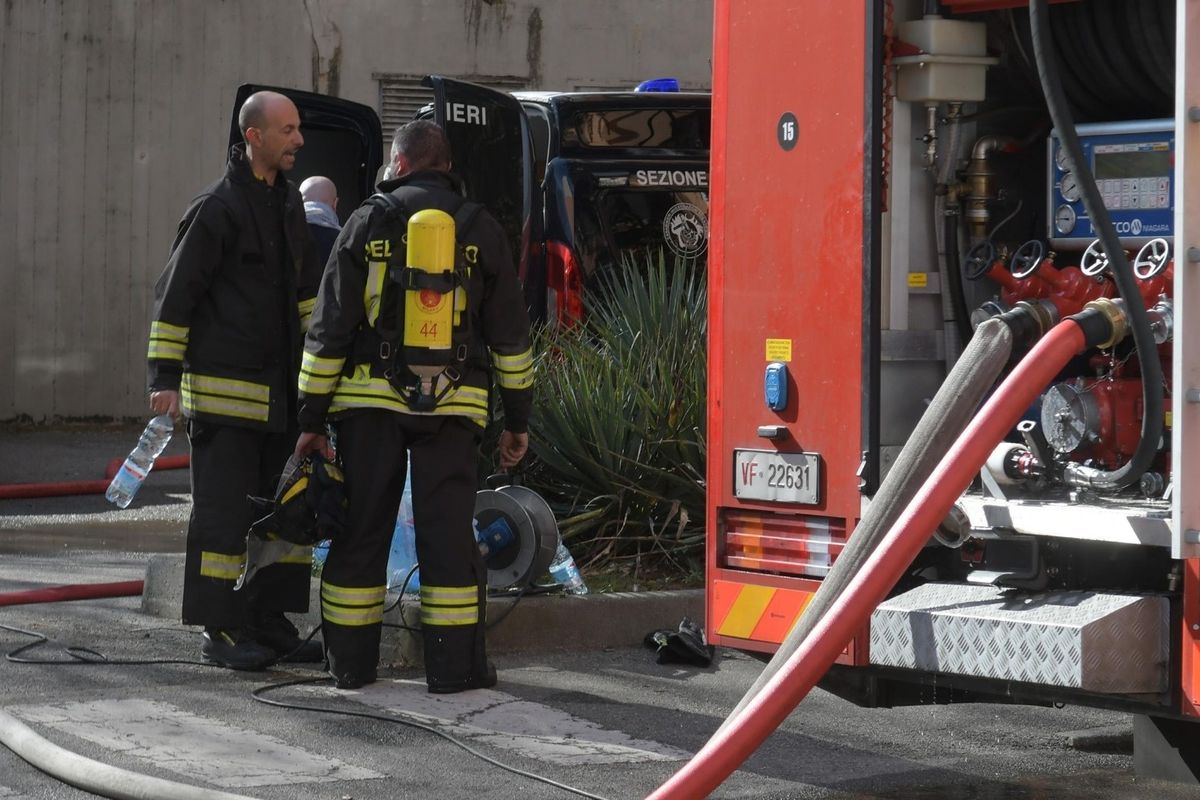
[294,120,533,693]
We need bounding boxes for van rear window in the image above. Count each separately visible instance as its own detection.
[562,109,710,151]
[592,189,709,262]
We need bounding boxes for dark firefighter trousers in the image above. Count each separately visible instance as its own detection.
[323,410,488,691]
[182,421,312,627]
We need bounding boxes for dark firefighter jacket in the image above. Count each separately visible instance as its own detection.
[297,170,533,434]
[146,144,321,432]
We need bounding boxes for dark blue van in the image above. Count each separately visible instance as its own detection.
[422,78,711,325]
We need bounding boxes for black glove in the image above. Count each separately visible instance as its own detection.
[643,617,716,667]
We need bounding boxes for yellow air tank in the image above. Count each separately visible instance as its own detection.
[403,209,456,404]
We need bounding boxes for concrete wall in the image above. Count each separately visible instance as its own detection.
[0,0,713,421]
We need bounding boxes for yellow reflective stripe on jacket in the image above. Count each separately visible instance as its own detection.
[148,340,187,361]
[297,297,317,333]
[200,551,245,580]
[420,584,480,627]
[299,350,345,395]
[328,366,489,426]
[181,373,270,422]
[151,320,190,341]
[491,348,534,390]
[321,580,385,627]
[364,260,387,326]
[148,321,190,362]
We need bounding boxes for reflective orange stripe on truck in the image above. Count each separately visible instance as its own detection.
[711,579,813,643]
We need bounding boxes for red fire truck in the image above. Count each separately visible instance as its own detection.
[705,0,1200,779]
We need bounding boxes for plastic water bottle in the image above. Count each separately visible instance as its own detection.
[387,458,420,592]
[105,415,174,508]
[549,540,588,595]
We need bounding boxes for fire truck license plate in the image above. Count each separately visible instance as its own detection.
[733,450,821,504]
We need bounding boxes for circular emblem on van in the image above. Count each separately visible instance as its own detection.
[663,203,708,258]
[1131,218,1143,236]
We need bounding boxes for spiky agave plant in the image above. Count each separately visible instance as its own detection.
[525,250,707,572]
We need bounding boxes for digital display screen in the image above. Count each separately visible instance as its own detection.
[1094,148,1171,179]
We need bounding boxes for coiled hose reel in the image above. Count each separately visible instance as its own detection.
[474,475,559,591]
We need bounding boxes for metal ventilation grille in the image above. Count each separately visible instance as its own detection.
[375,74,530,140]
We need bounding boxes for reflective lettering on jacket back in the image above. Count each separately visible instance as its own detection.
[366,239,392,258]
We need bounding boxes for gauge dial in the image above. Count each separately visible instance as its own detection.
[1054,204,1077,235]
[1055,146,1072,172]
[1060,172,1081,202]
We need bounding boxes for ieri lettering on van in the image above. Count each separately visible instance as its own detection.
[632,169,708,188]
[445,102,488,126]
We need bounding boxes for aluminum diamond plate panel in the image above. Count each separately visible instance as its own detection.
[870,583,1169,693]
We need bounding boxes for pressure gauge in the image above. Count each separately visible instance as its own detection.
[1060,172,1081,202]
[1054,204,1077,235]
[1055,146,1072,173]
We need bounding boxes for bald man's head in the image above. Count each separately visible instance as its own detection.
[300,176,338,210]
[239,91,291,138]
[238,91,303,182]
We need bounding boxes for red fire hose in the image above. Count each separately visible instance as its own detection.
[0,455,189,501]
[647,319,1088,800]
[0,581,144,608]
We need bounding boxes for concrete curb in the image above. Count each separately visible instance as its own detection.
[142,554,705,667]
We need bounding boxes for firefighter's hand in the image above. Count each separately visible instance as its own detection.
[149,390,180,419]
[295,432,335,461]
[498,430,528,469]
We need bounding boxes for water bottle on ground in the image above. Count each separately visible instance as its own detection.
[549,540,588,595]
[106,414,174,509]
[387,458,420,592]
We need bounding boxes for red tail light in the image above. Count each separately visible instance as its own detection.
[545,240,584,327]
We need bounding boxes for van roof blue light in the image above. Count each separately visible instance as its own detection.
[635,78,680,92]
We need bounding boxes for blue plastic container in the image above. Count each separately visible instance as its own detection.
[387,459,420,592]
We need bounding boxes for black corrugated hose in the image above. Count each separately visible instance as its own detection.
[1029,0,1164,490]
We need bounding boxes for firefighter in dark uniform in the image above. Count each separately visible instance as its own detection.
[147,91,325,670]
[294,120,533,692]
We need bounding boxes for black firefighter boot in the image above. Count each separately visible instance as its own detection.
[424,624,496,694]
[248,610,325,663]
[201,628,276,671]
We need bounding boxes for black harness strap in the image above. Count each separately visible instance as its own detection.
[365,190,486,407]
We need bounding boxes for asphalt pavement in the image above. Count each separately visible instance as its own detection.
[0,425,1197,799]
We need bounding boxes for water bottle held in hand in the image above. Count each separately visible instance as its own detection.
[549,540,588,595]
[106,414,174,509]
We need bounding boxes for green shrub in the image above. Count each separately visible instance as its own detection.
[523,250,707,573]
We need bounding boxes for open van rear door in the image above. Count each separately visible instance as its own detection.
[424,75,533,277]
[229,84,383,223]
